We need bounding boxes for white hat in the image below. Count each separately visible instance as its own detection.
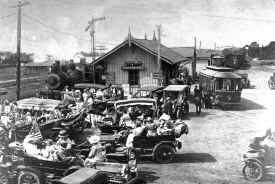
[159,113,171,121]
[87,135,101,144]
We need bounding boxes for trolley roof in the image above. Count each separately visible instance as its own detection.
[206,66,234,72]
[200,68,242,79]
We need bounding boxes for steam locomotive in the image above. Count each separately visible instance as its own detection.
[46,60,94,90]
[41,60,97,99]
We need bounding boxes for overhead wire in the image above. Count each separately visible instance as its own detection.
[22,13,118,46]
[180,10,275,23]
[0,13,16,20]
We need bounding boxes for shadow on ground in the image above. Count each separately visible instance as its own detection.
[185,111,211,119]
[139,152,217,164]
[172,153,217,163]
[233,97,266,111]
[138,170,160,183]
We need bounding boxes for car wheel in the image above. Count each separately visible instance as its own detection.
[154,144,175,164]
[0,168,9,184]
[17,168,44,184]
[242,162,264,181]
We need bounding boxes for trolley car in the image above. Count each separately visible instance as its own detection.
[199,66,242,108]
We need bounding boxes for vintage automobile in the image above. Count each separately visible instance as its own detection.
[91,98,157,135]
[7,97,62,141]
[0,141,84,184]
[11,106,88,142]
[0,133,141,184]
[163,85,190,100]
[132,86,164,99]
[115,121,189,164]
[162,85,190,117]
[54,166,146,184]
[199,66,242,108]
[242,129,275,181]
[16,97,61,114]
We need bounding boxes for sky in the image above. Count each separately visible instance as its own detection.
[1,0,275,61]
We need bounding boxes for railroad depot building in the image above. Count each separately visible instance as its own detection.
[93,33,187,94]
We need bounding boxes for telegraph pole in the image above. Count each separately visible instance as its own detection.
[156,25,161,85]
[192,37,197,80]
[10,1,30,100]
[85,16,106,84]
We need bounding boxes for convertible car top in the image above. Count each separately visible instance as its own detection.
[16,97,61,111]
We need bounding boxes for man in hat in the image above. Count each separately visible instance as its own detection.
[56,129,75,150]
[145,117,158,137]
[126,120,146,148]
[82,89,89,102]
[163,97,173,117]
[84,135,106,166]
[95,89,104,100]
[157,113,172,135]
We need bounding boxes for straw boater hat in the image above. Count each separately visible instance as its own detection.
[88,135,101,144]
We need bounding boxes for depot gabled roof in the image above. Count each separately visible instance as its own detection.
[93,37,188,65]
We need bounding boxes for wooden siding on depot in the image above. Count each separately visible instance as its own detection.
[104,44,159,87]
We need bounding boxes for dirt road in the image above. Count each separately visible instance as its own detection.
[140,65,275,184]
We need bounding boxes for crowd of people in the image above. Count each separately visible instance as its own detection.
[0,83,205,168]
[62,85,124,105]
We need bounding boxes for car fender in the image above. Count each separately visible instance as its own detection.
[15,164,28,170]
[63,165,82,176]
[244,158,264,167]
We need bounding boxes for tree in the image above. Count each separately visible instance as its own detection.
[248,41,260,58]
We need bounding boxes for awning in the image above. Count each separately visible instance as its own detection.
[17,97,61,111]
[121,66,145,70]
[200,69,242,79]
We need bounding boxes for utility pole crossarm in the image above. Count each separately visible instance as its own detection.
[85,16,106,84]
